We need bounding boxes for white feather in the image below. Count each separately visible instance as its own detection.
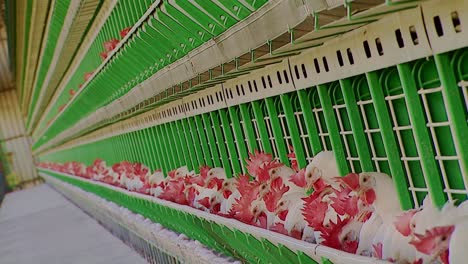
[357,213,383,256]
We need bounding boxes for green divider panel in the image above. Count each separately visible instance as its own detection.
[397,63,446,207]
[297,89,323,156]
[202,113,222,167]
[239,104,259,153]
[340,78,374,172]
[265,98,289,165]
[251,101,273,154]
[194,115,213,167]
[219,109,241,175]
[317,84,348,175]
[210,111,233,177]
[174,120,193,171]
[228,107,249,168]
[281,93,307,168]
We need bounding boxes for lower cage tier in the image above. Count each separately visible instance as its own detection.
[39,169,385,264]
[44,173,239,264]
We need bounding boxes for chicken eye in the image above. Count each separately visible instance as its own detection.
[441,235,447,242]
[223,182,228,187]
[209,172,214,176]
[271,169,276,174]
[279,202,284,206]
[307,173,312,178]
[343,235,349,241]
[253,209,257,214]
[363,177,368,183]
[261,185,266,190]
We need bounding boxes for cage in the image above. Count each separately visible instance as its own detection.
[16,0,468,263]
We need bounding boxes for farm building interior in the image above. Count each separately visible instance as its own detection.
[0,0,467,263]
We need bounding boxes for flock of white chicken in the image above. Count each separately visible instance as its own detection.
[45,174,240,264]
[39,150,468,264]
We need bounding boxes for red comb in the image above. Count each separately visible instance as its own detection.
[394,209,418,237]
[318,217,351,250]
[103,39,119,52]
[410,225,454,255]
[230,196,255,224]
[100,51,108,60]
[257,161,283,182]
[302,197,328,229]
[245,150,272,177]
[84,71,94,81]
[199,165,211,179]
[120,27,131,38]
[264,179,289,212]
[290,169,307,188]
[335,173,360,190]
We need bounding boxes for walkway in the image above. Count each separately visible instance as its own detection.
[0,184,147,264]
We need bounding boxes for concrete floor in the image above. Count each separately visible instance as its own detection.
[0,184,147,264]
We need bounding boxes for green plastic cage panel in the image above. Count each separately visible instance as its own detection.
[33,0,270,151]
[32,0,156,140]
[27,0,72,127]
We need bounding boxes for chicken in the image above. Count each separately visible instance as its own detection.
[46,152,468,264]
[409,225,454,264]
[279,190,310,241]
[357,172,402,223]
[84,71,94,82]
[103,38,119,52]
[449,221,468,264]
[100,51,107,60]
[305,151,340,188]
[245,150,273,178]
[148,173,165,197]
[193,186,223,214]
[170,166,195,179]
[317,217,360,253]
[220,189,240,215]
[357,212,382,256]
[120,27,131,38]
